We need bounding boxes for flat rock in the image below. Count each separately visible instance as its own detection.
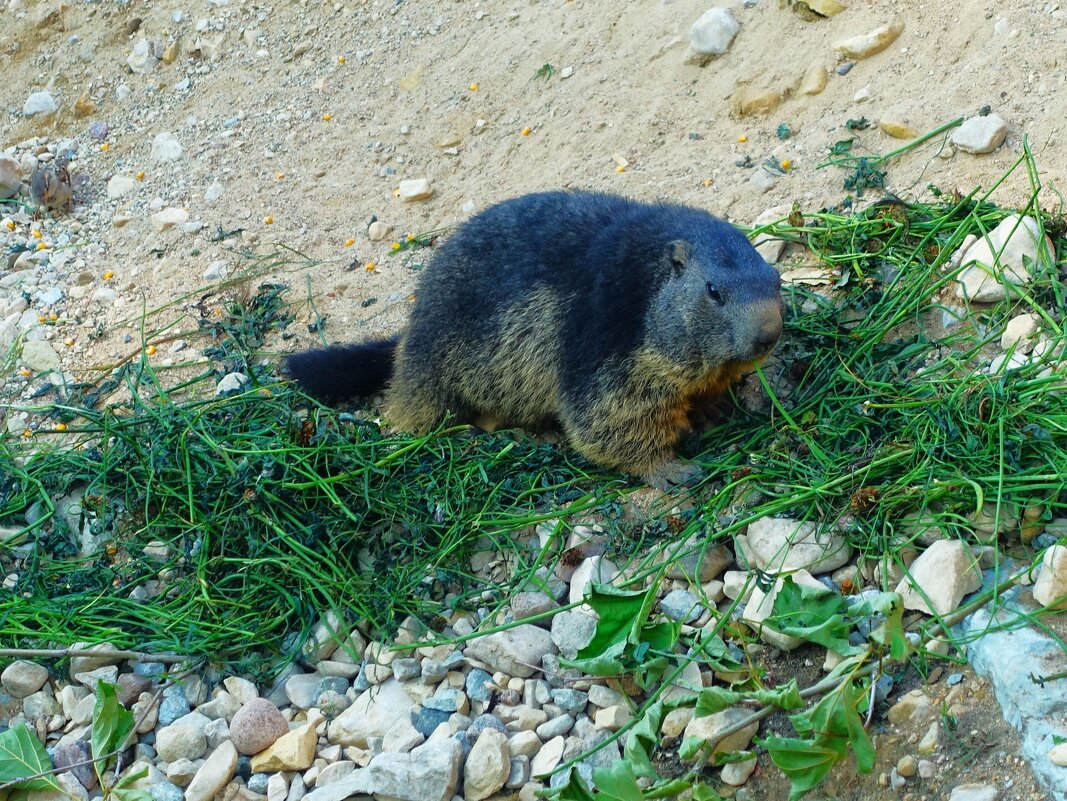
[463,728,510,801]
[951,114,1008,154]
[735,87,781,117]
[954,213,1053,302]
[464,624,558,678]
[751,205,791,264]
[106,175,139,199]
[151,207,189,231]
[798,61,828,95]
[895,540,982,616]
[689,7,739,56]
[568,556,618,604]
[24,91,58,116]
[155,724,207,762]
[743,517,852,574]
[250,723,317,772]
[530,735,565,777]
[1001,313,1040,352]
[948,784,997,801]
[150,132,184,163]
[363,738,461,801]
[832,19,904,59]
[664,537,733,582]
[184,740,237,801]
[367,221,393,241]
[328,678,413,746]
[21,340,62,371]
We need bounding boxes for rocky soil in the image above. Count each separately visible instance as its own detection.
[4,0,1067,800]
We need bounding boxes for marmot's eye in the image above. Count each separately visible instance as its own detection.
[706,282,723,304]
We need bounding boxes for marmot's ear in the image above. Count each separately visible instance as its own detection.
[666,240,691,273]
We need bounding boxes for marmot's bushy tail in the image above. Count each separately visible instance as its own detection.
[285,337,399,401]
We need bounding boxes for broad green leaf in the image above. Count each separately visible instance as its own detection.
[678,734,709,762]
[851,591,910,661]
[113,766,154,801]
[590,762,643,801]
[553,767,597,801]
[91,682,135,766]
[643,778,697,799]
[691,782,728,801]
[762,736,842,801]
[0,724,62,792]
[623,701,665,780]
[765,577,854,655]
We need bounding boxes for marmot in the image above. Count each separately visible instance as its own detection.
[286,190,783,488]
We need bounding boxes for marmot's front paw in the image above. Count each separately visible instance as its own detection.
[640,459,702,491]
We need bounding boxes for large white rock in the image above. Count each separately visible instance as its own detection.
[463,728,510,801]
[954,215,1054,302]
[328,678,413,747]
[184,740,237,801]
[951,114,1008,155]
[743,517,852,574]
[689,8,739,56]
[1032,545,1067,609]
[0,155,21,199]
[682,706,758,759]
[895,540,982,616]
[464,624,558,678]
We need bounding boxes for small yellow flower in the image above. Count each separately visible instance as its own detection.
[32,229,42,239]
[521,127,532,136]
[345,238,356,247]
[615,165,625,173]
[322,113,333,122]
[103,271,114,280]
[365,262,376,273]
[781,159,792,170]
[737,134,747,143]
[469,82,480,91]
[64,337,75,347]
[36,242,48,250]
[5,220,15,231]
[338,56,347,64]
[702,178,714,187]
[264,216,274,225]
[406,233,415,242]
[146,344,157,356]
[100,142,110,152]
[136,171,145,180]
[22,429,32,438]
[48,313,58,321]
[37,315,46,323]
[55,422,68,432]
[19,368,31,377]
[391,242,401,251]
[275,172,285,180]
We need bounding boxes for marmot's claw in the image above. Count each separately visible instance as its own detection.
[641,459,702,491]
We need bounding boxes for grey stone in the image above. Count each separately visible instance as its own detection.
[158,688,190,726]
[464,624,558,678]
[0,155,21,199]
[550,689,588,715]
[22,690,60,719]
[184,740,237,801]
[951,114,1008,155]
[24,91,58,116]
[328,679,414,747]
[1,660,49,698]
[229,697,288,756]
[412,706,450,737]
[465,669,494,703]
[535,713,574,740]
[284,673,321,710]
[659,589,703,623]
[392,658,421,681]
[155,725,207,762]
[550,610,597,659]
[689,8,739,56]
[150,132,184,162]
[506,755,531,789]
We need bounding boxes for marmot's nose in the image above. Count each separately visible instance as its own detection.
[754,313,782,352]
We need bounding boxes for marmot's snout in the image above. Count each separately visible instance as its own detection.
[747,300,784,360]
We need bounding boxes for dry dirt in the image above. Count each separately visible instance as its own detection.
[3,0,1065,797]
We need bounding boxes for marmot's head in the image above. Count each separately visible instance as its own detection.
[649,213,783,370]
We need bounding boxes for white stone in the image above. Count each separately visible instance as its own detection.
[895,540,982,616]
[689,8,739,56]
[24,91,58,116]
[155,725,207,762]
[463,729,510,801]
[203,260,229,281]
[832,19,904,59]
[751,205,790,264]
[151,132,184,163]
[151,207,189,231]
[1001,313,1040,353]
[1,660,49,698]
[1032,545,1067,609]
[184,740,237,801]
[744,517,852,574]
[368,221,393,241]
[721,754,757,785]
[127,39,161,73]
[568,556,619,604]
[947,785,997,801]
[1049,742,1067,767]
[398,178,433,201]
[464,624,558,678]
[529,735,565,777]
[951,114,1008,155]
[954,215,1054,302]
[328,679,413,747]
[21,340,62,371]
[107,175,139,199]
[682,707,758,758]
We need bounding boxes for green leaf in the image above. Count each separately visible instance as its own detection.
[762,736,842,801]
[623,701,665,780]
[643,778,697,799]
[851,591,910,661]
[691,783,728,801]
[829,138,855,155]
[553,767,597,801]
[764,577,855,654]
[113,766,154,801]
[590,762,644,801]
[91,682,135,767]
[844,116,870,130]
[694,680,804,718]
[0,723,63,792]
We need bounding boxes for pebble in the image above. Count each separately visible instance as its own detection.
[464,624,557,678]
[550,609,597,659]
[947,785,997,801]
[398,178,433,201]
[895,540,983,616]
[879,118,918,139]
[953,214,1053,302]
[216,372,250,395]
[184,740,237,801]
[24,91,58,116]
[689,7,739,56]
[250,722,317,772]
[328,678,413,747]
[463,728,510,801]
[529,735,566,777]
[660,589,702,623]
[721,754,757,786]
[229,697,289,755]
[155,724,208,762]
[1001,313,1040,352]
[367,221,393,241]
[682,707,758,757]
[748,166,779,193]
[1032,544,1067,609]
[951,114,1008,154]
[832,19,905,59]
[128,38,162,73]
[1049,742,1067,766]
[887,690,934,725]
[151,207,190,231]
[150,132,184,162]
